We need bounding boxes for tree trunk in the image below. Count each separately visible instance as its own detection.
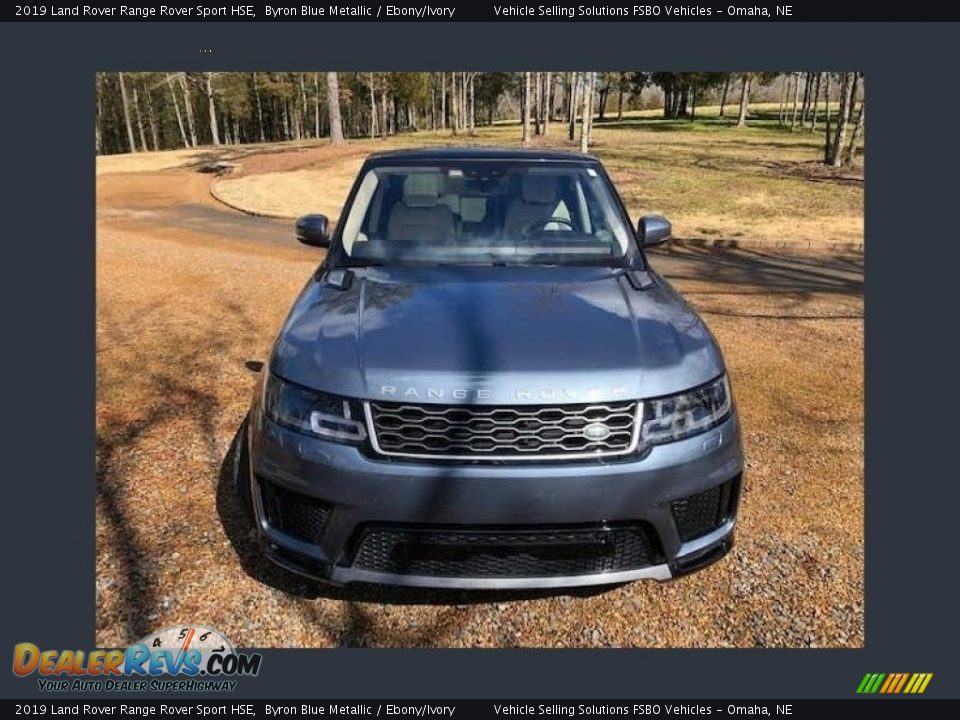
[205,73,220,146]
[326,72,344,144]
[579,72,595,153]
[809,73,821,132]
[736,75,750,128]
[791,72,802,130]
[690,85,697,120]
[145,86,160,150]
[534,72,542,135]
[823,73,832,162]
[179,75,198,147]
[313,73,320,140]
[677,84,689,117]
[800,72,812,124]
[95,74,102,155]
[462,73,469,134]
[847,73,860,122]
[118,72,137,153]
[457,73,464,132]
[369,74,378,138]
[843,101,864,166]
[132,82,149,151]
[381,86,389,139]
[167,75,188,148]
[454,73,460,133]
[281,100,291,140]
[568,72,578,141]
[719,76,730,117]
[298,74,307,138]
[252,72,265,142]
[440,72,446,129]
[522,72,531,144]
[543,71,551,136]
[778,75,788,124]
[830,72,854,167]
[617,73,626,120]
[450,72,460,134]
[469,73,476,134]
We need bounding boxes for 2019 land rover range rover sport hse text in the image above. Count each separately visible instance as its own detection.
[242,148,744,589]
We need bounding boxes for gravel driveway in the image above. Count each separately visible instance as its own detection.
[96,168,863,648]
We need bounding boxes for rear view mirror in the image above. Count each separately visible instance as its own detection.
[296,214,330,248]
[638,215,672,247]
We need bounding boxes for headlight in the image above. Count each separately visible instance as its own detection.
[641,374,732,445]
[263,374,367,443]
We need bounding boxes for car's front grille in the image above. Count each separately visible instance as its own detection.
[259,480,331,544]
[366,400,640,460]
[670,479,737,542]
[351,524,658,578]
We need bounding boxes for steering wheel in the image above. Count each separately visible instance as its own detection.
[524,216,575,234]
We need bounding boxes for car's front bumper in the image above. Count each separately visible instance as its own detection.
[247,410,743,589]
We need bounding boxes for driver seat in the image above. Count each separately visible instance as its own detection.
[504,174,561,238]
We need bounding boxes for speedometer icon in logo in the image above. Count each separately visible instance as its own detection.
[135,626,234,672]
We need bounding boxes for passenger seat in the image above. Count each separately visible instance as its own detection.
[386,174,457,244]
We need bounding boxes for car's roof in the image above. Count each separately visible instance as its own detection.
[364,146,601,165]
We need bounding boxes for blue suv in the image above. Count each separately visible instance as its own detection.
[241,148,743,589]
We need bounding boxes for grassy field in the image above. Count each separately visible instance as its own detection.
[136,104,865,248]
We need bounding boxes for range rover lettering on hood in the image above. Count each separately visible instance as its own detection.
[379,385,630,403]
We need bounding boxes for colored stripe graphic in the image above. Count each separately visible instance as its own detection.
[893,673,910,693]
[858,673,933,694]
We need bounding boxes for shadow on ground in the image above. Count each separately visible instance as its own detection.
[651,246,863,296]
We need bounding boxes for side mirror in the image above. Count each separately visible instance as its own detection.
[295,214,330,248]
[638,215,672,247]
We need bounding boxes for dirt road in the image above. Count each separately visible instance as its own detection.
[96,166,863,648]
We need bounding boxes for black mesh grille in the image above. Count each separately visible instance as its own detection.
[369,401,638,460]
[260,480,331,544]
[671,482,733,542]
[351,524,657,578]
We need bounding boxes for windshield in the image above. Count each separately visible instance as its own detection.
[337,161,634,266]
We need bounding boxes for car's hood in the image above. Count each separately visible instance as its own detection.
[270,266,724,404]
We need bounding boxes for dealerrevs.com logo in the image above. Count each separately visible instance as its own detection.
[13,626,262,692]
